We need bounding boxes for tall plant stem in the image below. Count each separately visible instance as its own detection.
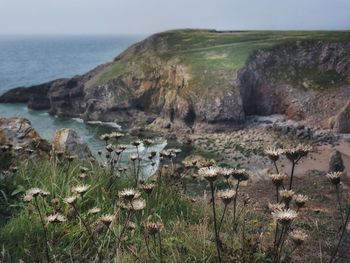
[335,185,344,225]
[329,207,350,263]
[233,180,241,223]
[273,161,279,174]
[72,205,102,263]
[158,231,163,263]
[289,160,296,190]
[34,198,50,263]
[276,186,280,203]
[135,146,141,187]
[218,204,228,232]
[210,182,221,263]
[118,208,133,246]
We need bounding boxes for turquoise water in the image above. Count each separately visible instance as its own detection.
[0,35,167,173]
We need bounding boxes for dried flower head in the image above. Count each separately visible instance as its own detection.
[132,140,142,147]
[160,150,171,158]
[119,188,141,201]
[198,166,220,182]
[219,167,234,179]
[126,222,137,230]
[279,190,295,205]
[121,198,146,211]
[272,208,298,225]
[269,173,286,187]
[129,154,138,161]
[100,134,110,141]
[110,132,124,139]
[23,194,33,202]
[71,184,90,195]
[145,221,163,235]
[79,173,88,179]
[289,229,308,246]
[47,213,67,224]
[66,155,77,162]
[88,207,101,215]
[296,144,312,158]
[91,221,105,234]
[283,144,311,162]
[326,172,342,185]
[294,194,308,208]
[265,147,282,162]
[105,144,115,152]
[26,188,43,197]
[80,166,89,173]
[232,169,250,181]
[142,183,156,195]
[268,202,285,212]
[64,196,78,205]
[217,189,236,205]
[143,139,154,146]
[99,214,114,226]
[118,145,128,151]
[283,147,300,162]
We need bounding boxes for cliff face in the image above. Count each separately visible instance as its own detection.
[239,41,350,125]
[1,30,350,131]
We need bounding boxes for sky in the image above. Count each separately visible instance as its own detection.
[0,0,349,35]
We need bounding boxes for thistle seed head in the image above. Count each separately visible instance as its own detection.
[272,208,298,225]
[99,214,114,226]
[269,173,286,187]
[47,213,67,224]
[217,189,236,205]
[118,188,141,201]
[145,221,163,235]
[289,229,308,246]
[265,147,282,162]
[294,194,308,208]
[279,189,295,205]
[326,172,342,185]
[198,166,220,182]
[71,184,90,195]
[232,169,250,181]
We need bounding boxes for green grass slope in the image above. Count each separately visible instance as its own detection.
[94,30,350,92]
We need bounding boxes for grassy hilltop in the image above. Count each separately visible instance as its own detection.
[96,30,350,91]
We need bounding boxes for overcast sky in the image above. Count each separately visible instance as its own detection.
[0,0,349,35]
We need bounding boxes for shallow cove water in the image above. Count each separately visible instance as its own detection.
[0,35,166,177]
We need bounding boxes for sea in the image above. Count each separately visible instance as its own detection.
[0,35,166,173]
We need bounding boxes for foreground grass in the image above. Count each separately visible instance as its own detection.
[0,143,349,262]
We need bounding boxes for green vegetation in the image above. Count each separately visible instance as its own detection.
[1,137,349,262]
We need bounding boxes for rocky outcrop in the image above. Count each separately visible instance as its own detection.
[0,80,61,110]
[52,128,94,161]
[0,117,51,153]
[329,150,345,172]
[332,101,350,133]
[238,41,350,124]
[1,31,350,131]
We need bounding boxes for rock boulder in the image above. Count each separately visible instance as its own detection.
[329,150,345,172]
[333,101,350,133]
[52,128,93,161]
[0,117,50,153]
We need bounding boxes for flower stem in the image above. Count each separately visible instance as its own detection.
[72,204,102,263]
[289,160,296,190]
[210,182,221,263]
[34,198,50,263]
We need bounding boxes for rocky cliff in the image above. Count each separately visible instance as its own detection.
[1,30,350,131]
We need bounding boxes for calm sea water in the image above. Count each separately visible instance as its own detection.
[0,35,166,172]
